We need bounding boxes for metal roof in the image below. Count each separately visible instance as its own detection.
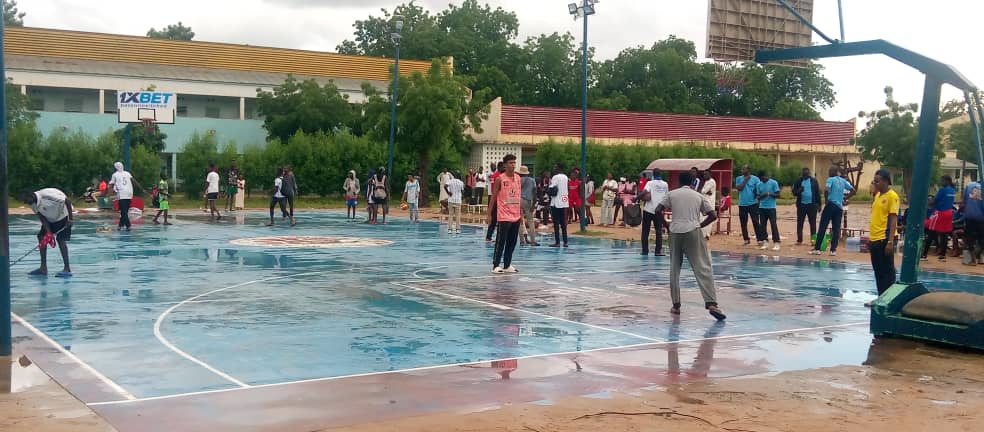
[645,159,730,171]
[501,104,855,146]
[4,26,435,82]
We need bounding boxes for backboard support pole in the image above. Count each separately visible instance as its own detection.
[837,0,846,42]
[123,124,131,171]
[0,17,11,357]
[774,0,838,44]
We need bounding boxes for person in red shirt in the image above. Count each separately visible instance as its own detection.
[490,155,522,273]
[97,177,108,196]
[485,161,505,242]
[638,171,650,192]
[568,168,582,223]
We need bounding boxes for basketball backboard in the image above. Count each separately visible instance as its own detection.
[117,90,177,124]
[706,0,814,67]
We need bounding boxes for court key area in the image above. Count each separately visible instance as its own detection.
[9,211,982,431]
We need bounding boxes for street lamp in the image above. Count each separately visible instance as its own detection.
[386,16,404,186]
[568,1,597,233]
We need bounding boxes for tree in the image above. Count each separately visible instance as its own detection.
[939,98,968,123]
[946,121,983,180]
[113,123,168,153]
[147,22,195,40]
[856,86,943,194]
[4,0,25,26]
[361,60,488,205]
[255,75,356,143]
[511,32,583,108]
[706,62,835,120]
[336,3,443,60]
[593,37,708,113]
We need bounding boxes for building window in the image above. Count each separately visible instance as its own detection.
[177,106,188,117]
[64,98,83,113]
[205,106,220,118]
[29,98,45,111]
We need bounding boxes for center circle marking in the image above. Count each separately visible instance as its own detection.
[229,236,393,248]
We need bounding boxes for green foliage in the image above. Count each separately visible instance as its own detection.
[856,86,943,193]
[113,123,168,153]
[593,37,708,114]
[146,22,195,40]
[947,121,983,167]
[3,0,24,26]
[255,75,355,143]
[177,133,221,198]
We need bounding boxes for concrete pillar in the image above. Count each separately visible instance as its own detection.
[20,85,26,95]
[98,89,105,114]
[239,97,246,120]
[776,152,781,167]
[811,154,817,175]
[171,152,178,186]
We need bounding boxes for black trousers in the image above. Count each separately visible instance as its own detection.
[796,203,818,243]
[641,210,664,254]
[118,199,131,228]
[738,204,760,242]
[815,203,844,252]
[922,231,950,258]
[966,219,984,253]
[485,205,498,240]
[869,239,897,295]
[269,196,286,219]
[759,208,780,242]
[551,206,568,245]
[284,194,295,217]
[493,221,520,268]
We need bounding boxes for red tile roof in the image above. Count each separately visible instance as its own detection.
[500,104,855,146]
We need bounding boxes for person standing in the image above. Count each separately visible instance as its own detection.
[490,155,522,273]
[465,168,476,205]
[23,188,73,277]
[868,169,900,302]
[474,167,488,205]
[343,170,360,219]
[371,168,389,225]
[568,168,582,224]
[152,172,171,225]
[549,164,570,247]
[235,175,246,210]
[735,165,761,246]
[109,161,145,230]
[204,162,222,222]
[537,170,553,226]
[811,166,856,256]
[446,171,465,234]
[282,165,298,226]
[225,160,239,212]
[641,170,669,256]
[962,178,983,264]
[601,172,618,226]
[485,162,505,242]
[402,173,420,223]
[700,170,717,240]
[690,167,702,191]
[756,171,781,251]
[267,167,288,226]
[437,168,451,214]
[792,167,821,246]
[365,169,376,223]
[656,171,726,321]
[584,174,596,225]
[922,175,957,261]
[519,165,539,246]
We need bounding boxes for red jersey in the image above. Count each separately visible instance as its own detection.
[496,173,522,222]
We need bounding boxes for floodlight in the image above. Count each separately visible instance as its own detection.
[583,3,595,15]
[568,3,578,15]
[393,15,404,31]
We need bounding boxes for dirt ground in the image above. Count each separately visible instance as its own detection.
[2,204,981,432]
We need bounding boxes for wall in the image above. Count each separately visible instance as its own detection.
[27,86,100,114]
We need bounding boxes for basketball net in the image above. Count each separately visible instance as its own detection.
[714,60,747,95]
[140,118,156,133]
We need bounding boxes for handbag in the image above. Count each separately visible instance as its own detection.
[547,185,558,197]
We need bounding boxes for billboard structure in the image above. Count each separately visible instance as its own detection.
[706,0,814,67]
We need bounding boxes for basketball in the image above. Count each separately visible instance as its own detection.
[400,202,409,210]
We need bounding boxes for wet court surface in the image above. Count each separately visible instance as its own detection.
[8,212,983,431]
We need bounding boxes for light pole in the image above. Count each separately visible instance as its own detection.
[386,16,404,186]
[568,0,597,233]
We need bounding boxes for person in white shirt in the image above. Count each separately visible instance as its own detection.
[601,172,618,225]
[640,170,669,256]
[700,170,717,240]
[444,171,465,234]
[437,169,451,214]
[22,188,74,277]
[267,167,287,226]
[402,173,421,223]
[108,161,145,231]
[204,162,222,221]
[549,164,570,247]
[474,168,488,205]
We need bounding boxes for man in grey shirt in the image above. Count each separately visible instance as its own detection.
[519,165,539,246]
[656,171,726,321]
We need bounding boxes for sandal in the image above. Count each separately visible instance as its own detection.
[28,269,47,276]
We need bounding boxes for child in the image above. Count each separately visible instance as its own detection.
[152,173,172,225]
[402,173,420,223]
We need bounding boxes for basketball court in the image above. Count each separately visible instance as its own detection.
[6,211,982,431]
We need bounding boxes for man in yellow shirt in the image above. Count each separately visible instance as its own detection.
[869,169,900,301]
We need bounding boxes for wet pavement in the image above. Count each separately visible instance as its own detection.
[7,211,983,431]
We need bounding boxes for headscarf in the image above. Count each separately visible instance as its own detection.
[114,162,124,172]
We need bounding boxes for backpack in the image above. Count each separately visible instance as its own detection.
[151,187,160,207]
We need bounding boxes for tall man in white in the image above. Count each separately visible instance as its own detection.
[656,171,727,321]
[640,170,669,256]
[548,164,569,248]
[109,161,145,231]
[204,162,222,221]
[444,172,465,234]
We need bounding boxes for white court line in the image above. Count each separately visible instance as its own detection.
[87,321,868,407]
[390,281,661,342]
[12,313,137,401]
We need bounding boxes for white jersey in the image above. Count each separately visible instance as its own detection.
[206,171,221,194]
[643,179,669,214]
[110,171,134,199]
[550,173,569,208]
[32,188,69,222]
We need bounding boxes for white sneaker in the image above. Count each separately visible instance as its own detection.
[809,250,821,255]
[492,266,504,273]
[504,266,518,273]
[447,230,452,234]
[829,251,837,256]
[772,244,781,251]
[759,242,769,250]
[455,229,461,234]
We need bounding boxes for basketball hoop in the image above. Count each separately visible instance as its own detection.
[714,60,747,95]
[140,118,155,133]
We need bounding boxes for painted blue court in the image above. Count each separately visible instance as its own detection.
[9,212,984,405]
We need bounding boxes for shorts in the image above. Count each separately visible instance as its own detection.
[39,218,72,242]
[158,199,170,210]
[226,185,238,194]
[207,192,219,201]
[347,198,358,207]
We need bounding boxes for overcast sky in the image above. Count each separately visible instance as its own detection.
[19,0,984,124]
